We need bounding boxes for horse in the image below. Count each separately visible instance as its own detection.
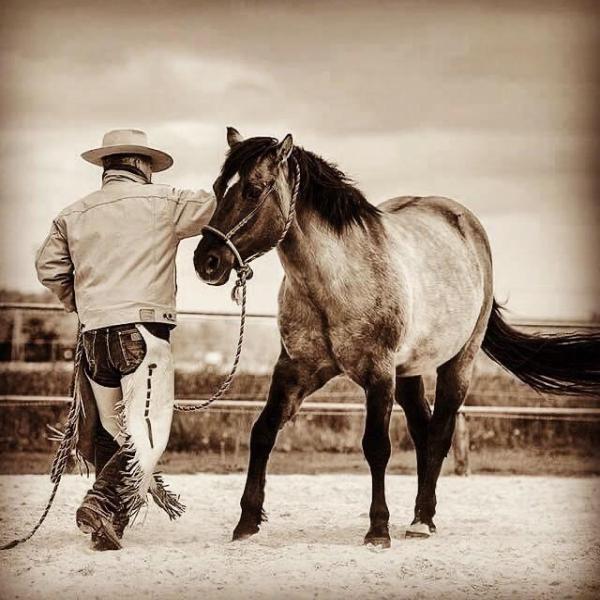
[193,128,600,547]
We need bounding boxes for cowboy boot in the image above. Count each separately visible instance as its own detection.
[76,489,122,551]
[101,448,129,539]
[112,508,130,539]
[90,502,128,541]
[86,425,124,547]
[94,425,119,474]
[77,451,125,551]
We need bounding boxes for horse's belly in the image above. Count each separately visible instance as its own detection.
[394,292,483,375]
[394,337,467,376]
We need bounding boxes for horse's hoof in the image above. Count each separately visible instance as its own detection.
[405,521,435,538]
[364,531,391,548]
[231,531,254,542]
[364,536,391,549]
[232,524,259,541]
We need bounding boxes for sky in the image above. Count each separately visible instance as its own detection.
[1,0,599,320]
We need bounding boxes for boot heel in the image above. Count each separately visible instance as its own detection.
[76,506,97,534]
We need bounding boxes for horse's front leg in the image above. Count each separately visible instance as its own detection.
[362,373,395,548]
[232,350,336,541]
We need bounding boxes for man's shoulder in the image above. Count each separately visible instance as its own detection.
[58,183,178,218]
[56,192,98,219]
[146,182,176,195]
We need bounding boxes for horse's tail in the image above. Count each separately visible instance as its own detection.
[481,300,600,396]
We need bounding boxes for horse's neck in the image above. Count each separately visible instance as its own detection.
[277,211,379,300]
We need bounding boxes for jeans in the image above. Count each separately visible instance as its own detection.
[83,323,171,388]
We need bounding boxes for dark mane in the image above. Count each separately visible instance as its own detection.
[219,136,279,184]
[219,137,381,233]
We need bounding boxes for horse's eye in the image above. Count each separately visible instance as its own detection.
[245,185,263,201]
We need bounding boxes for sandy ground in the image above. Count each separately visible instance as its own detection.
[0,474,598,600]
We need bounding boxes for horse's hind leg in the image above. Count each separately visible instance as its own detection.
[395,375,432,522]
[408,345,479,537]
[232,349,337,541]
[362,373,395,548]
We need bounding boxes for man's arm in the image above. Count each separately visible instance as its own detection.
[172,189,216,240]
[35,217,76,312]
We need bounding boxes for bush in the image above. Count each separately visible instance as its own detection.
[0,363,598,454]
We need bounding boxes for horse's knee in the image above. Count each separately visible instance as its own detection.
[249,417,278,454]
[362,426,392,468]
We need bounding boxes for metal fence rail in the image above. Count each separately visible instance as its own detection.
[2,302,599,328]
[0,302,276,321]
[2,395,599,419]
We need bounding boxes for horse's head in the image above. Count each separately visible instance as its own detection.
[194,127,295,285]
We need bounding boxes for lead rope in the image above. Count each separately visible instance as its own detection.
[1,325,84,550]
[175,158,300,413]
[174,268,249,412]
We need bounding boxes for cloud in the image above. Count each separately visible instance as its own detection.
[2,0,599,135]
[0,0,598,319]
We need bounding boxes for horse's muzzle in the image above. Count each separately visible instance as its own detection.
[193,238,234,286]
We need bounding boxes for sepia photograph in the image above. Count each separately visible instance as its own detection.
[0,1,599,598]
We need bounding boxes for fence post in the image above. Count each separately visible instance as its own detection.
[453,412,470,476]
[11,309,24,362]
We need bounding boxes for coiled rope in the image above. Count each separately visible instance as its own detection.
[1,325,84,550]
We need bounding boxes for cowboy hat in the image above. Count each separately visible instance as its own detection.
[81,129,173,172]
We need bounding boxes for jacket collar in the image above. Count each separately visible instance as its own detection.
[102,169,149,187]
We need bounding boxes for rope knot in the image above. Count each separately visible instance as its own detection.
[239,264,254,282]
[231,265,252,305]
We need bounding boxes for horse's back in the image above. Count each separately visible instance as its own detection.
[380,195,491,268]
[378,196,493,375]
[381,195,486,238]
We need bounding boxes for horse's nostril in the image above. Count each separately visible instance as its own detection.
[206,254,220,274]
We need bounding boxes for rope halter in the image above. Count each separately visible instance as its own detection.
[201,157,301,306]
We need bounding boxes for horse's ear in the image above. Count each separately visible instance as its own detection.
[276,134,294,163]
[227,127,244,148]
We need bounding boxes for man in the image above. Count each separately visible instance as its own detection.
[35,129,215,550]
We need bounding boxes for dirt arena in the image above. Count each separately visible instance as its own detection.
[1,474,598,599]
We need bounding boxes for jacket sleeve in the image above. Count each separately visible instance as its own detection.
[35,217,76,312]
[172,189,216,240]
